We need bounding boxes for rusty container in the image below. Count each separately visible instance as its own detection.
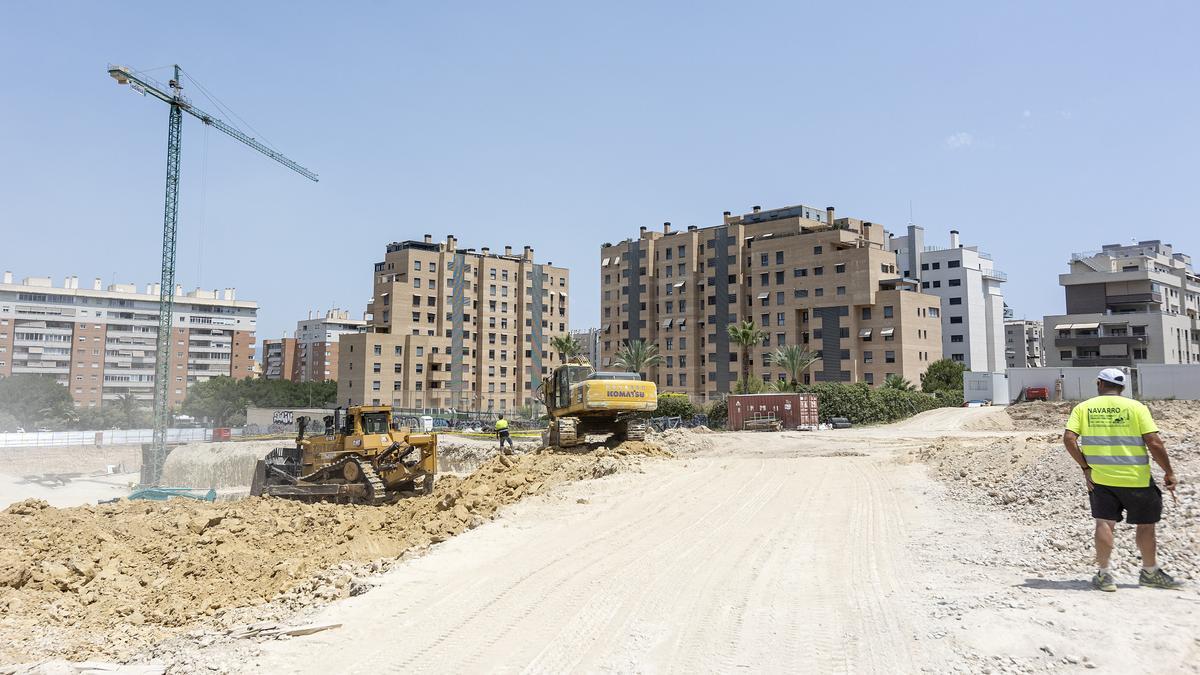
[727,393,819,430]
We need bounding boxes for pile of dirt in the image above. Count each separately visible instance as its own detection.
[1005,399,1198,432]
[646,427,716,454]
[0,442,666,664]
[160,441,282,490]
[437,436,540,473]
[909,425,1199,581]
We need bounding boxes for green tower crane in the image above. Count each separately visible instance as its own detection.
[108,64,318,484]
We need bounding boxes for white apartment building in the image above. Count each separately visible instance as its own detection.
[295,309,366,382]
[1005,319,1045,368]
[888,226,1007,372]
[570,327,601,367]
[0,272,257,408]
[1043,240,1200,367]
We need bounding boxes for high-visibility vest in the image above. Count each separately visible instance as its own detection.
[1066,395,1157,488]
[495,419,509,431]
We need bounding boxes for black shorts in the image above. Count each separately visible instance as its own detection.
[1089,482,1162,524]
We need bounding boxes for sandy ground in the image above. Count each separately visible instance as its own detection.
[6,405,1198,673]
[152,406,1199,674]
[0,471,139,510]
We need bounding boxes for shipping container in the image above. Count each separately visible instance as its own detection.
[727,393,819,430]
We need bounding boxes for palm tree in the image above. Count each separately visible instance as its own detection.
[769,379,796,393]
[727,319,768,384]
[612,339,663,380]
[883,374,915,391]
[549,334,583,364]
[767,345,819,388]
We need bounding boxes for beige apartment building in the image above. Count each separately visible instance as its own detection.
[0,272,257,408]
[599,204,943,400]
[338,235,570,412]
[263,309,365,382]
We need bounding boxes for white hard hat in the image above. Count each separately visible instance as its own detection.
[1097,368,1126,386]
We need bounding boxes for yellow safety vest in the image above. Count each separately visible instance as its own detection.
[495,419,509,431]
[1066,395,1157,488]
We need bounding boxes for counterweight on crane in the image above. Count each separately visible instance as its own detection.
[108,64,317,484]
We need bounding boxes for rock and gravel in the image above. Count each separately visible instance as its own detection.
[0,442,665,664]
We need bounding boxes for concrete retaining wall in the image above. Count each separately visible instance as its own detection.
[1137,364,1200,400]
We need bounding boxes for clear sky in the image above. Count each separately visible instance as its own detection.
[2,1,1197,346]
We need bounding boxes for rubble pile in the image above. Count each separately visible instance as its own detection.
[0,442,665,663]
[646,427,716,454]
[911,426,1199,580]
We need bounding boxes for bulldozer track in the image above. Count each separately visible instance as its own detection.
[297,455,388,506]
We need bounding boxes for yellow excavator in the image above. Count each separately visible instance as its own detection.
[250,405,437,505]
[539,360,658,447]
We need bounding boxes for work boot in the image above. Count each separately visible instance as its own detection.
[1091,571,1117,592]
[1139,568,1182,590]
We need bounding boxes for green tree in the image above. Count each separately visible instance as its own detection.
[769,379,797,392]
[767,345,819,387]
[0,374,74,428]
[705,398,728,429]
[882,374,916,392]
[727,319,768,384]
[550,334,583,363]
[612,339,663,379]
[181,376,249,426]
[114,392,150,428]
[653,393,696,419]
[733,375,767,394]
[921,359,967,393]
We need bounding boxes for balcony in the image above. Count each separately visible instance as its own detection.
[1055,335,1149,348]
[1106,292,1162,306]
[1071,355,1134,367]
[982,268,1007,281]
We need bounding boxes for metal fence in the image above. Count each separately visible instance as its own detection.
[0,427,244,449]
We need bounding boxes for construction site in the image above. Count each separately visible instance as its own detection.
[1,400,1197,673]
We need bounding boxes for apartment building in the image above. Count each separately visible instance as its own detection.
[1004,319,1045,368]
[888,226,1007,372]
[262,337,298,381]
[337,235,570,412]
[262,309,365,382]
[599,205,943,401]
[570,327,602,366]
[1043,240,1200,367]
[0,272,257,407]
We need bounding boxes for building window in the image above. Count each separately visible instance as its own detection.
[931,262,940,270]
[950,316,963,324]
[794,268,808,277]
[949,297,962,305]
[948,260,960,268]
[864,351,874,363]
[929,308,940,318]
[835,263,846,273]
[921,263,929,271]
[814,288,824,297]
[950,335,964,343]
[813,246,823,255]
[1133,348,1148,359]
[836,286,846,296]
[814,266,824,276]
[864,372,874,385]
[949,279,961,287]
[951,353,964,362]
[885,351,896,363]
[883,306,894,318]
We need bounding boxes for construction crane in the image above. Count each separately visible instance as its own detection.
[108,64,318,484]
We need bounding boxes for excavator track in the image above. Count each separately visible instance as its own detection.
[623,418,647,442]
[297,455,389,505]
[554,417,580,448]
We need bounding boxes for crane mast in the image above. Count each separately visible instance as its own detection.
[108,63,317,484]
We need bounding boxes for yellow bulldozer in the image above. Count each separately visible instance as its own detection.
[249,405,437,505]
[539,360,658,447]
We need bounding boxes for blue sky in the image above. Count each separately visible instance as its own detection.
[2,1,1197,346]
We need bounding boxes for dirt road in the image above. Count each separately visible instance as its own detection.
[201,408,1199,674]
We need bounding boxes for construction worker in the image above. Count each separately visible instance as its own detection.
[495,415,513,455]
[1062,368,1181,592]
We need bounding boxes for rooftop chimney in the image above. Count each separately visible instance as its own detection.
[446,234,457,250]
[423,234,432,243]
[639,226,648,234]
[504,245,513,256]
[723,211,731,216]
[663,221,672,233]
[523,245,533,259]
[481,246,490,255]
[752,205,761,213]
[687,225,698,232]
[93,277,102,290]
[949,229,960,249]
[826,206,835,223]
[2,271,11,284]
